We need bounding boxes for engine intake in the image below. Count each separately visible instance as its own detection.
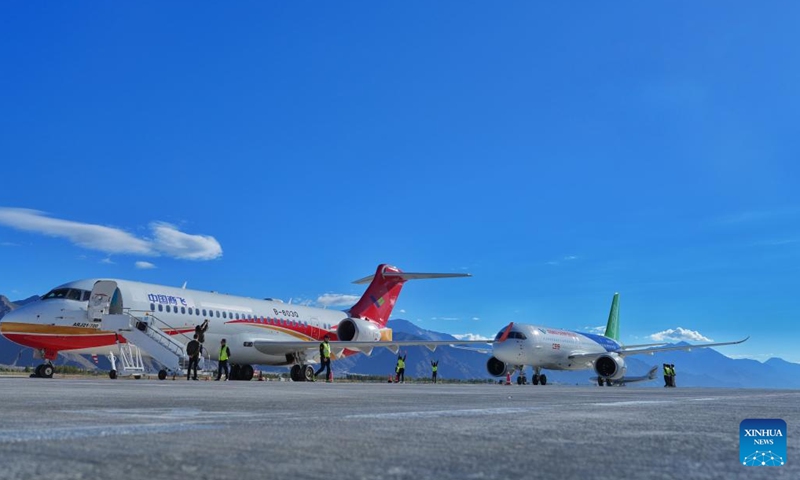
[336,317,381,342]
[594,353,626,380]
[486,356,510,377]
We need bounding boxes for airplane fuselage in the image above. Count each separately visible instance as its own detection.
[491,323,618,371]
[0,278,381,365]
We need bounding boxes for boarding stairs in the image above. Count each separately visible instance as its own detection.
[102,313,187,375]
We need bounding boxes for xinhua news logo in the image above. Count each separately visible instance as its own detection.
[740,419,787,467]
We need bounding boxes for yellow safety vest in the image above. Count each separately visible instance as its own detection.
[432,365,437,372]
[663,366,670,375]
[398,359,405,369]
[322,342,331,359]
[219,345,229,361]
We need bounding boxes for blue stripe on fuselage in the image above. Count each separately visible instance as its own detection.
[576,332,620,352]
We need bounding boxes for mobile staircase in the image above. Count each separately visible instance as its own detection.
[102,312,189,380]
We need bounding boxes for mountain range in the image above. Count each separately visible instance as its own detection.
[1,295,799,388]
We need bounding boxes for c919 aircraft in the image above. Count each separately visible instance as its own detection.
[0,264,476,380]
[487,293,748,386]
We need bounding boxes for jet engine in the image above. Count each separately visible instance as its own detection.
[486,356,510,377]
[594,353,627,380]
[336,317,381,342]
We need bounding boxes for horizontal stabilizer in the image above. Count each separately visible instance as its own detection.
[353,272,471,285]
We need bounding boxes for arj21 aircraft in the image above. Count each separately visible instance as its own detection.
[486,293,748,386]
[0,264,478,380]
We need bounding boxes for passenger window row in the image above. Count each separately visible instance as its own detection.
[147,303,332,330]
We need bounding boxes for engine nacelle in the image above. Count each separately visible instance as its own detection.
[594,353,627,380]
[486,356,510,377]
[337,317,381,342]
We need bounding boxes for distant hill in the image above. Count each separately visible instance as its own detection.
[1,297,799,387]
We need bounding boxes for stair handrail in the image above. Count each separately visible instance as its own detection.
[121,310,187,357]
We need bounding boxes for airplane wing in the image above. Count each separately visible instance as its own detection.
[569,337,750,361]
[252,339,491,358]
[590,366,659,385]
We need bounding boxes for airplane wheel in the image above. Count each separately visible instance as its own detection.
[240,364,254,381]
[516,376,523,385]
[303,365,315,382]
[532,374,540,385]
[230,364,242,381]
[158,369,167,380]
[290,364,301,381]
[109,370,117,380]
[597,378,604,386]
[41,364,54,378]
[606,380,613,387]
[539,374,547,386]
[34,365,44,377]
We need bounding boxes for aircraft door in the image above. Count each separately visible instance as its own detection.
[88,281,120,322]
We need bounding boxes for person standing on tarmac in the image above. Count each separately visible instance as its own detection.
[186,334,200,381]
[396,353,407,384]
[431,360,439,384]
[669,364,677,387]
[216,338,231,381]
[663,363,670,387]
[314,335,332,382]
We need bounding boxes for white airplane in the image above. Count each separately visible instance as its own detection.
[486,293,749,386]
[0,264,476,380]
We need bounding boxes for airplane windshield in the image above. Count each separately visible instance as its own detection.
[493,328,527,340]
[41,288,91,302]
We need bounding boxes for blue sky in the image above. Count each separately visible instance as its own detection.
[1,2,799,361]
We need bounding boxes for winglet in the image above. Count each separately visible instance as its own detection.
[603,293,620,341]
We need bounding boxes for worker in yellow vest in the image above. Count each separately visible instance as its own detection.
[396,353,407,384]
[314,335,332,382]
[215,338,231,381]
[431,360,439,384]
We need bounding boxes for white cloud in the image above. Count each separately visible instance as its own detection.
[150,222,222,260]
[135,261,156,270]
[648,327,712,343]
[316,293,360,307]
[399,309,406,313]
[471,317,480,321]
[0,208,222,261]
[453,333,491,341]
[564,255,578,261]
[582,325,606,335]
[432,316,459,321]
[101,257,115,265]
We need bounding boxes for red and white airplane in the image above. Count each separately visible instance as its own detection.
[0,264,475,380]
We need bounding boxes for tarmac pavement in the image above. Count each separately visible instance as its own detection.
[0,377,798,480]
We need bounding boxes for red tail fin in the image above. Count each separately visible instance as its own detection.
[348,265,407,328]
[348,264,471,328]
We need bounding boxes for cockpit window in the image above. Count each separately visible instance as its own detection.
[493,328,527,340]
[42,288,90,302]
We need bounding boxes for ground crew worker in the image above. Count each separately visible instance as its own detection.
[669,364,677,387]
[314,335,332,382]
[431,360,438,384]
[216,338,230,381]
[186,334,200,381]
[663,363,670,387]
[396,353,407,384]
[195,319,210,357]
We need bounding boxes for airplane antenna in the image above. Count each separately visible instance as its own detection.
[182,281,188,289]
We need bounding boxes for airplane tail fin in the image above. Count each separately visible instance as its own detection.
[348,264,470,327]
[603,293,620,341]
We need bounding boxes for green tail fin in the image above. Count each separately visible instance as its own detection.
[603,293,620,341]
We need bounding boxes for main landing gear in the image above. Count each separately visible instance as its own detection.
[31,363,55,378]
[598,378,613,386]
[290,364,315,382]
[531,367,547,386]
[229,364,255,381]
